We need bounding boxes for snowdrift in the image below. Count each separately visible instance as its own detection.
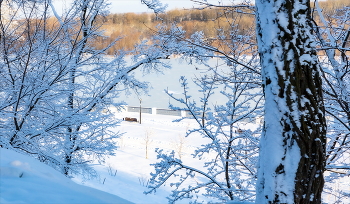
[0,148,133,204]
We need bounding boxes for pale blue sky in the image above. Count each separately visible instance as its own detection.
[53,0,237,14]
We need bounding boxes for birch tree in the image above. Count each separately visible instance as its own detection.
[255,0,327,203]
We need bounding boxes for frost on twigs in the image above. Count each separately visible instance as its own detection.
[141,0,167,14]
[147,63,262,203]
[312,2,350,202]
[142,5,262,202]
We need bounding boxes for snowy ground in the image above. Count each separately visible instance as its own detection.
[0,109,254,204]
[74,112,198,204]
[73,110,259,204]
[1,110,349,203]
[71,110,350,204]
[0,148,131,204]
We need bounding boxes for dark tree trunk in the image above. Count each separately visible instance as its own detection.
[255,0,327,203]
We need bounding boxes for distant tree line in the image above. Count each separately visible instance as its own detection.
[95,7,255,54]
[95,0,348,55]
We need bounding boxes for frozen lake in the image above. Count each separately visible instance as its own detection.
[119,57,231,109]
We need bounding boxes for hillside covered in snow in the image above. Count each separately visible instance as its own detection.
[0,148,132,204]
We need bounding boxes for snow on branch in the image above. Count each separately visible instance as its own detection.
[141,0,167,14]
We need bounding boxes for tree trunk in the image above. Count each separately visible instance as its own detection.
[255,0,327,203]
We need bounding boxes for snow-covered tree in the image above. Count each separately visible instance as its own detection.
[312,1,350,202]
[0,0,169,176]
[146,69,262,203]
[255,0,327,203]
[143,9,263,203]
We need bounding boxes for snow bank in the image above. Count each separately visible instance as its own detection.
[0,148,133,204]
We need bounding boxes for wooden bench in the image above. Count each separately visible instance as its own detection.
[123,117,138,122]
